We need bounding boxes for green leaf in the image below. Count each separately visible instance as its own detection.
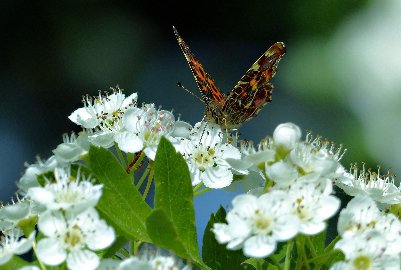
[146,209,189,258]
[0,256,31,269]
[89,146,151,242]
[243,258,268,270]
[202,206,253,270]
[309,230,326,254]
[151,137,209,269]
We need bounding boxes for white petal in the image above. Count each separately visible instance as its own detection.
[202,166,233,189]
[143,146,157,160]
[67,250,100,270]
[0,201,30,220]
[88,132,115,148]
[119,257,154,270]
[171,121,192,138]
[123,107,143,133]
[38,211,66,237]
[69,108,98,129]
[27,187,55,205]
[121,93,138,108]
[272,215,300,241]
[243,235,276,258]
[53,142,85,163]
[273,123,302,150]
[0,253,13,266]
[299,220,326,235]
[114,131,144,153]
[36,238,66,266]
[12,232,35,255]
[86,221,115,250]
[315,196,340,220]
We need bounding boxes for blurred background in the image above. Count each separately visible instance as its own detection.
[1,0,401,245]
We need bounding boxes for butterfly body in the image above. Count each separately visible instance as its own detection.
[174,27,285,130]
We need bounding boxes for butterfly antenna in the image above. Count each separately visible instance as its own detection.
[198,115,208,147]
[176,81,205,103]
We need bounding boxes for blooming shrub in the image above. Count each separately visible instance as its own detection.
[1,88,401,270]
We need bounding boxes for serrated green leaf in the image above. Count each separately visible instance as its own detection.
[202,206,253,270]
[89,146,151,242]
[151,137,209,269]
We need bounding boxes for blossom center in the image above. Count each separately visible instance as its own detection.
[64,225,84,251]
[193,149,215,171]
[352,255,372,270]
[253,212,272,234]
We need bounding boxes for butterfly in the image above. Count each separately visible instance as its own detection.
[174,26,286,130]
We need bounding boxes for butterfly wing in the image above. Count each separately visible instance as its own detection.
[173,27,225,105]
[222,42,286,127]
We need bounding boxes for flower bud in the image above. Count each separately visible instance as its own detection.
[273,123,302,150]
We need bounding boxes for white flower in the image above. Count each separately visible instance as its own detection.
[287,180,340,235]
[36,208,115,270]
[273,122,302,151]
[179,123,241,189]
[212,191,299,258]
[0,199,42,235]
[0,231,35,266]
[331,230,400,270]
[69,88,137,129]
[337,195,381,238]
[98,254,190,270]
[27,167,103,215]
[115,104,177,160]
[53,132,90,164]
[289,137,343,178]
[335,164,401,207]
[17,155,59,195]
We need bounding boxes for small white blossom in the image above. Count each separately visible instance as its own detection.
[335,164,401,207]
[0,230,35,266]
[17,155,59,195]
[331,230,400,270]
[36,208,115,270]
[115,104,177,159]
[69,88,137,130]
[212,191,299,258]
[27,167,102,215]
[53,132,90,164]
[98,253,190,270]
[179,123,241,189]
[287,180,340,235]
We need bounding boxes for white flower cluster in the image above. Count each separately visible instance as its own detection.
[213,123,343,257]
[0,165,115,269]
[330,195,401,270]
[69,89,242,188]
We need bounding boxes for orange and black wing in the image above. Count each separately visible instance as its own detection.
[174,27,225,105]
[222,42,286,126]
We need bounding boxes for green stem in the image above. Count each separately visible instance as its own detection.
[129,240,143,256]
[143,163,154,200]
[307,249,338,264]
[324,235,340,253]
[193,182,203,192]
[194,187,211,197]
[136,164,150,189]
[284,240,294,270]
[32,241,47,270]
[305,235,317,258]
[114,142,127,167]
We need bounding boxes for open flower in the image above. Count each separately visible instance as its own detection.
[115,104,177,159]
[36,208,115,270]
[212,191,299,258]
[331,230,400,270]
[27,167,102,215]
[287,180,340,235]
[0,230,35,266]
[335,164,401,207]
[179,122,241,189]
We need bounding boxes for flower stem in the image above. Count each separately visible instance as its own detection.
[129,240,143,256]
[305,235,317,257]
[284,240,294,270]
[114,142,127,167]
[193,182,203,192]
[143,162,154,200]
[136,164,150,189]
[32,241,47,270]
[194,187,211,197]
